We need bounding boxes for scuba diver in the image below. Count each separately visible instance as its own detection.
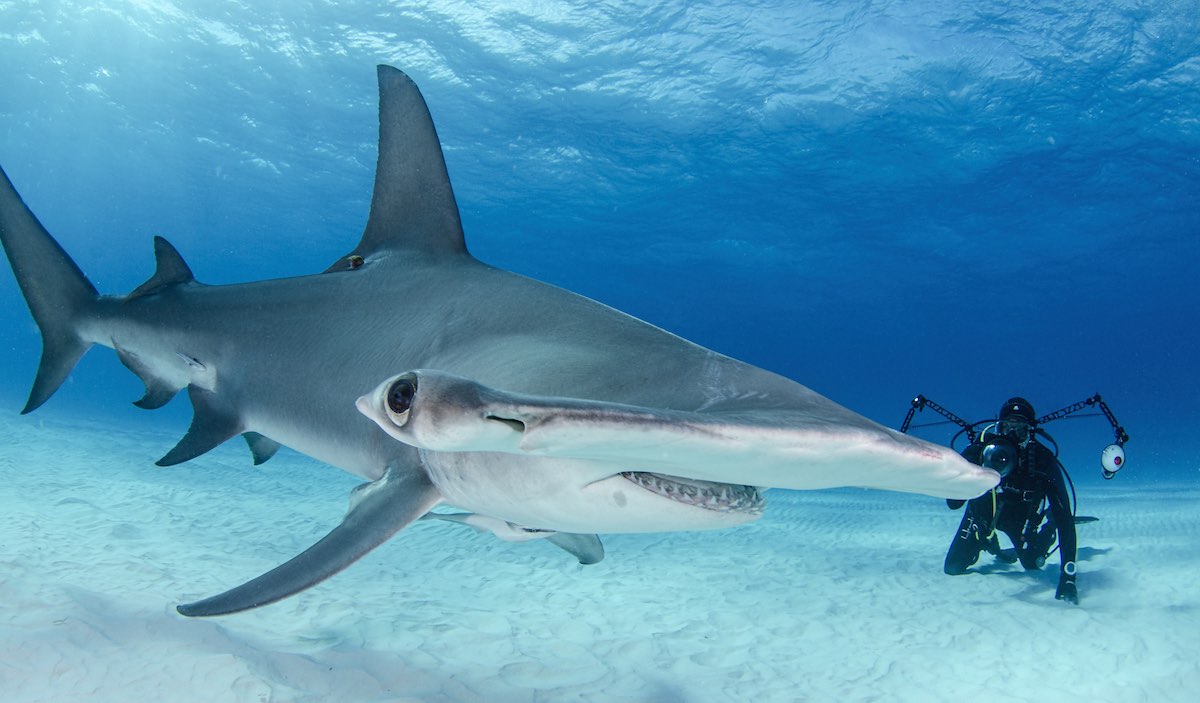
[900,391,1128,606]
[943,397,1077,603]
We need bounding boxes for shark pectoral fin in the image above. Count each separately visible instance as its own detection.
[547,533,605,565]
[177,463,441,617]
[156,386,242,466]
[242,432,282,465]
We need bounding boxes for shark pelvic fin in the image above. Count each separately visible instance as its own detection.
[323,65,466,273]
[242,432,282,465]
[128,236,196,299]
[548,533,605,565]
[420,512,605,564]
[177,462,442,616]
[157,386,243,466]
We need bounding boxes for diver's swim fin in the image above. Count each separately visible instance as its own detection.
[994,548,1018,563]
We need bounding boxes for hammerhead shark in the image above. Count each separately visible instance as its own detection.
[0,65,997,617]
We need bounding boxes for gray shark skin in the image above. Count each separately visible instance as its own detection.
[0,66,997,617]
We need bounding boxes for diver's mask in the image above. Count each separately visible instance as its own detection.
[998,418,1032,448]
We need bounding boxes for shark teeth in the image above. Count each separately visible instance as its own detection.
[620,471,765,514]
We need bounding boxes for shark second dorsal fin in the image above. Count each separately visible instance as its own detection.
[129,236,196,299]
[325,65,466,273]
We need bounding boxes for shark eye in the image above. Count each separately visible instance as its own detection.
[385,377,417,425]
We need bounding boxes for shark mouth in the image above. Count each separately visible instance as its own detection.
[621,471,765,514]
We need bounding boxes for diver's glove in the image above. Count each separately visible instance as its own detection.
[946,498,966,510]
[1055,573,1078,604]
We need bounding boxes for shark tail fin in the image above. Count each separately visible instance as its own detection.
[0,165,100,414]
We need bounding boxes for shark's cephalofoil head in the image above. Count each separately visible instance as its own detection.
[356,370,769,530]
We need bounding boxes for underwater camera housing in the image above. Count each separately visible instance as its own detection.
[899,393,1130,480]
[978,432,1018,477]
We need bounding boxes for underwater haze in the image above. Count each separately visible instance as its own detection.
[1,1,1198,702]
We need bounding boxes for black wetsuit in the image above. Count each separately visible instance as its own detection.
[944,439,1077,596]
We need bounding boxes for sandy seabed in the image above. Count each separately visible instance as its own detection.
[1,411,1196,702]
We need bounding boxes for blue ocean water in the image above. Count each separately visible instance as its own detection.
[1,0,1196,494]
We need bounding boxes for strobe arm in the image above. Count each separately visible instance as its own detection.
[900,394,975,442]
[1036,393,1129,447]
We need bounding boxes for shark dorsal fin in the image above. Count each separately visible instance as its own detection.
[325,65,466,272]
[129,236,195,299]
